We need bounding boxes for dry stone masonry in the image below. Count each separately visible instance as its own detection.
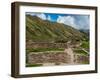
[26,42,68,48]
[27,51,89,65]
[26,42,89,66]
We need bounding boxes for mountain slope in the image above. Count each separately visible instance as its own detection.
[26,15,86,43]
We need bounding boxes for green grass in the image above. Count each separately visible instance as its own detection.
[82,61,89,64]
[80,41,89,49]
[26,48,64,53]
[26,64,42,67]
[73,49,88,55]
[26,15,86,42]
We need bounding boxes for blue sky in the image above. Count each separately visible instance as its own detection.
[26,12,90,30]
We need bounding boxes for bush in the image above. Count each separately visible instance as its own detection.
[81,41,89,49]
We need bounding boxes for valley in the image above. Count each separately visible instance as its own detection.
[26,14,89,67]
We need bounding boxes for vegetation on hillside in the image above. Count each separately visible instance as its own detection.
[26,15,87,43]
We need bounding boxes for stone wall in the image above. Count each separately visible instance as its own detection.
[26,42,68,48]
[27,51,89,65]
[74,54,89,64]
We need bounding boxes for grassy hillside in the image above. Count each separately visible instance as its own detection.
[26,15,87,43]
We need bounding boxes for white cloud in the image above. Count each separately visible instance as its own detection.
[26,13,46,20]
[47,15,51,21]
[76,16,89,29]
[57,16,77,28]
[57,15,89,30]
[36,13,47,20]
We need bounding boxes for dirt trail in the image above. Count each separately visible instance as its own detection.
[64,48,74,64]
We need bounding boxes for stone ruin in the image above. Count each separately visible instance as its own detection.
[26,42,89,66]
[27,51,89,66]
[26,42,68,49]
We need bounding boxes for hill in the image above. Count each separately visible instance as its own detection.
[26,15,87,43]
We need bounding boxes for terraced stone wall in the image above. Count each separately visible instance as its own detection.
[27,51,89,65]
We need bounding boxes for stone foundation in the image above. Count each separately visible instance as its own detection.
[27,51,89,65]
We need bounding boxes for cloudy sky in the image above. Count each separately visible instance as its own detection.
[26,12,90,30]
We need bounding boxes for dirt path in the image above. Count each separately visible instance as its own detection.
[64,48,74,64]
